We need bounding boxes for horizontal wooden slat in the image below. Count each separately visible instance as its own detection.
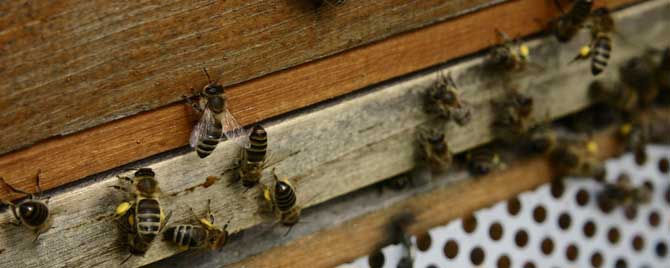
[0,0,640,201]
[0,0,505,155]
[0,1,666,266]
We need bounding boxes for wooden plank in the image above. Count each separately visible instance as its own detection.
[0,1,666,267]
[225,129,629,268]
[0,0,643,201]
[0,0,506,154]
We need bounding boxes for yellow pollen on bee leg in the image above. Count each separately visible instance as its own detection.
[619,124,632,135]
[519,45,530,58]
[579,46,591,57]
[586,142,599,155]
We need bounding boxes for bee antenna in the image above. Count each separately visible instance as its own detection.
[283,225,294,236]
[120,254,133,265]
[202,68,213,84]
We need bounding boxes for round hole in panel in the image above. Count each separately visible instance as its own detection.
[659,157,669,174]
[632,234,645,251]
[608,226,621,245]
[655,241,668,258]
[591,251,604,268]
[565,243,579,262]
[443,239,458,259]
[558,212,571,230]
[648,210,661,228]
[522,261,536,268]
[643,179,655,193]
[515,229,529,248]
[507,197,521,216]
[615,257,628,268]
[469,246,485,265]
[416,232,431,251]
[462,215,477,233]
[540,237,554,256]
[583,220,597,238]
[426,264,437,268]
[496,254,511,268]
[624,206,638,221]
[368,250,384,268]
[550,180,565,199]
[575,188,590,206]
[489,222,503,241]
[665,185,670,205]
[533,205,547,223]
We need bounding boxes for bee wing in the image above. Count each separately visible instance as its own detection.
[220,108,250,148]
[190,108,216,149]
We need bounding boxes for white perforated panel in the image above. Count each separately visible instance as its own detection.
[339,145,670,268]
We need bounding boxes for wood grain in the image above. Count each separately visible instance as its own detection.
[0,0,504,155]
[227,130,628,268]
[0,1,666,266]
[0,0,645,201]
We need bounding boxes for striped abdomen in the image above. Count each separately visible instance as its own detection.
[17,200,49,228]
[591,34,612,75]
[135,198,162,241]
[273,181,297,212]
[246,125,267,163]
[196,120,223,158]
[163,224,207,249]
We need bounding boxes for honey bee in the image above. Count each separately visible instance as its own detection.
[262,170,301,227]
[184,69,249,159]
[424,73,471,126]
[233,125,269,188]
[526,125,559,155]
[620,55,659,107]
[547,0,593,42]
[417,127,452,172]
[492,90,534,142]
[570,8,614,76]
[549,138,605,179]
[164,200,229,251]
[588,80,638,113]
[113,168,171,254]
[618,122,649,166]
[0,171,51,242]
[466,147,504,176]
[485,30,531,72]
[598,174,651,210]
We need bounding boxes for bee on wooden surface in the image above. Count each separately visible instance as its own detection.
[485,30,531,72]
[466,147,504,176]
[618,122,649,166]
[620,55,659,107]
[417,127,452,172]
[232,125,269,188]
[549,139,605,179]
[184,68,249,159]
[526,125,559,155]
[113,168,171,245]
[598,174,651,210]
[424,73,471,126]
[570,8,614,76]
[548,0,593,42]
[262,170,301,227]
[0,171,51,242]
[492,90,534,142]
[164,200,229,251]
[588,80,639,113]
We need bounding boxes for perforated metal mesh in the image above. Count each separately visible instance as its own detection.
[340,145,670,268]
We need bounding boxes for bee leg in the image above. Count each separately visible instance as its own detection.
[32,228,48,243]
[160,211,173,232]
[206,199,215,224]
[0,177,32,196]
[182,94,204,114]
[108,185,129,193]
[116,175,133,184]
[283,225,294,237]
[120,254,134,265]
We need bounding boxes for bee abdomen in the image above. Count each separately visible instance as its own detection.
[246,125,267,163]
[136,199,162,240]
[196,121,223,158]
[275,185,297,212]
[164,224,207,248]
[591,35,612,75]
[18,200,49,228]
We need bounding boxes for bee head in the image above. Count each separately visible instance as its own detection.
[203,84,224,98]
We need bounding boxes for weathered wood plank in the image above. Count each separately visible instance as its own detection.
[0,0,642,201]
[0,0,506,154]
[0,1,667,267]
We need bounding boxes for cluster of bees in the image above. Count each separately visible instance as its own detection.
[0,0,667,265]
